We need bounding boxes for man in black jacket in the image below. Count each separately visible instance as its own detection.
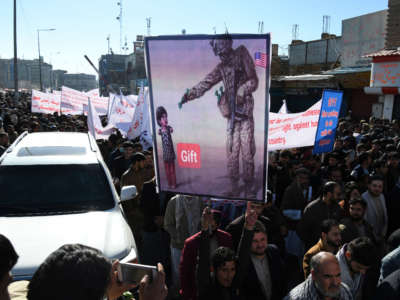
[238,206,286,300]
[225,201,271,252]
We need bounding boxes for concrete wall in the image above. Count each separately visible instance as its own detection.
[289,37,341,66]
[386,0,400,48]
[341,10,387,67]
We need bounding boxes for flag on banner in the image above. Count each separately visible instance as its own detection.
[254,51,267,68]
[313,90,343,154]
[87,98,114,140]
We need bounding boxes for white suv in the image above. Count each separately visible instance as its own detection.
[0,131,138,280]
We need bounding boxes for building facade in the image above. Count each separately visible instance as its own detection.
[62,73,97,91]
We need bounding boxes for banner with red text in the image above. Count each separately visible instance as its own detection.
[268,100,321,151]
[31,89,61,114]
[85,89,109,115]
[61,86,88,115]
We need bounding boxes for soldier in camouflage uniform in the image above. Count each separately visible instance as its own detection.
[179,35,259,197]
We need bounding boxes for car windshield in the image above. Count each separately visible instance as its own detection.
[0,164,115,216]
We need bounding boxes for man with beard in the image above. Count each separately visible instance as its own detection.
[297,182,343,251]
[303,219,342,278]
[225,201,272,252]
[285,252,352,300]
[361,176,387,249]
[179,34,259,198]
[180,207,232,300]
[336,237,376,299]
[238,203,286,300]
[340,198,375,245]
[121,152,154,251]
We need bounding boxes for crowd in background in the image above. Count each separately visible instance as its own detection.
[2,90,400,299]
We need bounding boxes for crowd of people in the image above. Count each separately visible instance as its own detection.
[2,90,400,299]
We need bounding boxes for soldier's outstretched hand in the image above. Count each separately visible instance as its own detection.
[178,89,190,109]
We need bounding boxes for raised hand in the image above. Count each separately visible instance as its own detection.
[245,202,257,230]
[201,206,212,231]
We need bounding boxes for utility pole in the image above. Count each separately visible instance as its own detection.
[117,1,123,53]
[146,17,151,36]
[37,28,55,91]
[107,35,110,54]
[13,0,19,102]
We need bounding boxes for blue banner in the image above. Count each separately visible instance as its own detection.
[313,90,343,154]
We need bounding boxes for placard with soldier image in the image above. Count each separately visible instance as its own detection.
[145,34,270,201]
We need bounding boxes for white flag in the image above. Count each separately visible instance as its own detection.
[126,86,145,140]
[87,98,114,140]
[278,99,288,114]
[108,93,138,136]
[138,88,153,149]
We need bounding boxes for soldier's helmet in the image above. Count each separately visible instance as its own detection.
[210,34,233,59]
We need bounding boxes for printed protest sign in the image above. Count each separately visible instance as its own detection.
[31,89,61,114]
[313,90,343,154]
[146,34,270,201]
[268,100,321,151]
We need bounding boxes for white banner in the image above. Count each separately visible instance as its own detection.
[31,89,61,114]
[61,86,88,115]
[61,86,109,116]
[268,100,321,151]
[87,98,115,140]
[86,89,108,115]
[108,93,138,136]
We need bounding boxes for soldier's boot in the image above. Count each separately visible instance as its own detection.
[223,179,241,197]
[244,181,257,199]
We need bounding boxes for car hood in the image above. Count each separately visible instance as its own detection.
[1,208,135,279]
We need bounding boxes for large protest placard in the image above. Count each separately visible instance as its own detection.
[146,34,270,201]
[313,90,343,154]
[268,100,321,151]
[31,89,61,114]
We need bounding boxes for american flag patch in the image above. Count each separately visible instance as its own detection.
[254,52,267,68]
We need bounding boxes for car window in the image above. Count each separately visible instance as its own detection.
[0,164,115,215]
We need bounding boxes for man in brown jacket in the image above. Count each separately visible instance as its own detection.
[297,181,343,251]
[303,219,342,278]
[121,152,154,249]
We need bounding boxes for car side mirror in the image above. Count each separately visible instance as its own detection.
[120,185,138,202]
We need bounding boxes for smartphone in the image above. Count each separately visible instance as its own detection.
[117,263,157,284]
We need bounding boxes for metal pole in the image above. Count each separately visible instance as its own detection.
[13,0,19,102]
[38,30,43,91]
